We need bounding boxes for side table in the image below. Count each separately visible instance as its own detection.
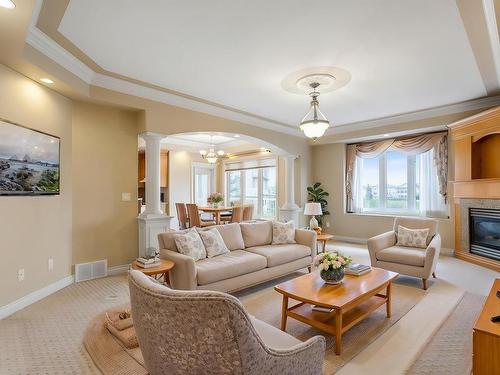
[316,234,334,253]
[131,259,175,285]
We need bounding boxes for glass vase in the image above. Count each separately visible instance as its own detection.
[320,267,345,285]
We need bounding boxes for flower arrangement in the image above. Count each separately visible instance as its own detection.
[313,251,352,284]
[207,192,224,206]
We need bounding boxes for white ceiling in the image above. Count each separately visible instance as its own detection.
[59,0,487,129]
[138,133,256,151]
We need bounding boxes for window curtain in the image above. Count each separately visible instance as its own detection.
[346,132,448,213]
[419,149,448,218]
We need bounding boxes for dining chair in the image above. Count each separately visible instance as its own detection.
[175,203,189,229]
[230,206,244,223]
[242,205,254,221]
[186,203,215,227]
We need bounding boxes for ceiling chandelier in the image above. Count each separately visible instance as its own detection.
[199,136,226,164]
[299,82,330,140]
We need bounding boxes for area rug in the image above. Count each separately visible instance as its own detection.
[236,274,426,375]
[406,292,485,375]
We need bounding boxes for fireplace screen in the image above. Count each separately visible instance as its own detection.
[469,208,500,261]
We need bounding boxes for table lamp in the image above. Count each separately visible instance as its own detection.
[304,202,322,230]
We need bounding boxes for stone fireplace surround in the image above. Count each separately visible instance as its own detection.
[459,198,500,254]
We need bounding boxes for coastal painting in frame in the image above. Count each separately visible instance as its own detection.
[0,119,60,195]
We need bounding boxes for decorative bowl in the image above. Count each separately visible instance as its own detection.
[320,267,345,285]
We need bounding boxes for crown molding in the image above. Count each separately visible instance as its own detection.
[327,95,500,136]
[91,73,302,137]
[25,27,95,84]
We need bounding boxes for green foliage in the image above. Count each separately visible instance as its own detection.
[306,182,330,227]
[37,169,59,192]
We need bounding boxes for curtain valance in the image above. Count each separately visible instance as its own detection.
[346,132,448,212]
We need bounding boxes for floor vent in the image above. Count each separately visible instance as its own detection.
[75,260,108,282]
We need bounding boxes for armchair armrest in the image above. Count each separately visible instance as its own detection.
[295,229,318,256]
[265,336,326,375]
[423,234,441,278]
[159,249,197,290]
[367,231,396,265]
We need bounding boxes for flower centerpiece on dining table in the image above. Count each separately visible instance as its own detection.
[313,251,352,284]
[207,192,224,207]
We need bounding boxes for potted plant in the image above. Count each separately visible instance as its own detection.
[306,182,330,227]
[207,192,224,207]
[313,251,352,284]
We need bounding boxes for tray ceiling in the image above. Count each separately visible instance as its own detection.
[53,0,488,130]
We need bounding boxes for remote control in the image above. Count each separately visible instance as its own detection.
[491,315,500,323]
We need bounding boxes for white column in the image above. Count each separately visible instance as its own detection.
[142,133,162,216]
[279,155,300,226]
[138,132,172,257]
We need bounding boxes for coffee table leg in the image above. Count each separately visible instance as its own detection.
[281,296,288,331]
[386,282,392,318]
[335,309,342,355]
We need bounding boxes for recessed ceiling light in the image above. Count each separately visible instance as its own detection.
[40,78,54,84]
[233,135,240,138]
[0,0,15,9]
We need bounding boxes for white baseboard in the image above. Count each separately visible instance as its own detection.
[108,264,130,276]
[441,247,455,256]
[332,235,368,244]
[0,275,74,320]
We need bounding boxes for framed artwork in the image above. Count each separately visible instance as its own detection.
[0,119,60,195]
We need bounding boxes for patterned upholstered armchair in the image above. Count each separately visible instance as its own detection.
[367,217,441,290]
[129,270,325,375]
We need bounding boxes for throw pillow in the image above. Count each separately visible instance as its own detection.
[272,220,296,245]
[199,228,230,258]
[174,227,206,261]
[396,225,429,249]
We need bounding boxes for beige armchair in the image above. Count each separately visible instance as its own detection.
[367,217,440,290]
[129,270,326,375]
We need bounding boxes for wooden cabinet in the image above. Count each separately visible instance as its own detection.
[138,150,169,187]
[473,279,500,375]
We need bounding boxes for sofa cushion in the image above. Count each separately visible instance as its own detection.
[196,250,267,285]
[173,228,207,261]
[240,221,273,248]
[158,229,189,252]
[198,223,245,251]
[198,228,230,258]
[393,217,437,245]
[245,244,311,267]
[396,225,429,249]
[376,245,426,267]
[272,221,296,245]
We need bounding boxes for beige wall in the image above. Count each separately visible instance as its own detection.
[72,101,139,267]
[0,64,73,307]
[312,143,455,249]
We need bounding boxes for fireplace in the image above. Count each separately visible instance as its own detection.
[470,208,500,261]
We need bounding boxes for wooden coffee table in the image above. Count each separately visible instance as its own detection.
[274,267,398,355]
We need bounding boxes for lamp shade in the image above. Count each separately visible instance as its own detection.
[304,202,322,216]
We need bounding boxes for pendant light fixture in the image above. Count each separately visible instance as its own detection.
[299,82,330,140]
[199,135,226,164]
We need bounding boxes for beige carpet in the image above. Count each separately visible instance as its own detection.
[407,292,486,375]
[236,272,425,375]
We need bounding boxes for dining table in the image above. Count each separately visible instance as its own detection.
[197,206,233,225]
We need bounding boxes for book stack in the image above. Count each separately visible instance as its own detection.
[345,263,371,276]
[135,257,160,269]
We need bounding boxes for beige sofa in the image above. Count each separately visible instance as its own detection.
[367,216,441,290]
[158,221,317,292]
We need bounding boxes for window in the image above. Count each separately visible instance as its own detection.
[352,148,446,217]
[192,163,215,205]
[224,158,277,219]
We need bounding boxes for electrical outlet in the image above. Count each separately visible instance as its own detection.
[18,268,25,281]
[325,221,330,228]
[121,192,131,201]
[48,258,54,271]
